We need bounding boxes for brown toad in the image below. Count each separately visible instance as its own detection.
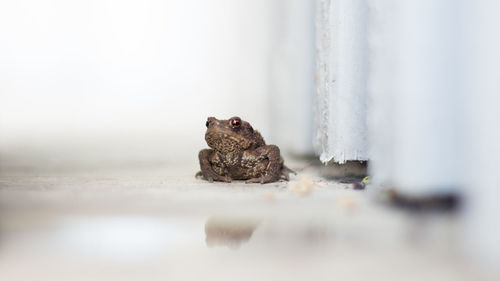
[196,116,294,184]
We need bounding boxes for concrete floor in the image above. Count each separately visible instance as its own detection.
[0,160,493,281]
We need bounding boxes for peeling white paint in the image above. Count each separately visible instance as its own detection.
[314,0,369,164]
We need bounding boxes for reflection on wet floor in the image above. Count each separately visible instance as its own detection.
[0,210,491,281]
[0,170,496,281]
[205,217,259,249]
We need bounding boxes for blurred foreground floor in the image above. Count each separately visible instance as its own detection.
[0,160,494,281]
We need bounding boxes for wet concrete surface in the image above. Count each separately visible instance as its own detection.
[0,162,494,281]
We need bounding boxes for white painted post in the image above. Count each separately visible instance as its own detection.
[460,0,500,269]
[368,0,462,195]
[314,0,369,164]
[368,0,500,268]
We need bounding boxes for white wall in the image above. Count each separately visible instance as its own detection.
[0,0,280,169]
[269,0,316,155]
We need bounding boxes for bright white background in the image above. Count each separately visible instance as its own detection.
[0,0,314,170]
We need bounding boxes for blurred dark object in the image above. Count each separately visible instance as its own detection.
[352,182,365,190]
[321,160,368,179]
[387,189,461,212]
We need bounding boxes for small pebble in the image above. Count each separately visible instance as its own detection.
[262,192,276,201]
[353,182,365,190]
[335,195,358,212]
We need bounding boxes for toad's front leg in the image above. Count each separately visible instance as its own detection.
[244,145,282,184]
[198,149,231,183]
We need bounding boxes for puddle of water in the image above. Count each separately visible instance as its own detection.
[0,215,204,262]
[0,212,487,281]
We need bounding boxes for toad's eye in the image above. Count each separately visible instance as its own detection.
[205,121,209,128]
[231,119,241,128]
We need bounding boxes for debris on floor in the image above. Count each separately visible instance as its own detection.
[288,176,322,196]
[334,194,358,212]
